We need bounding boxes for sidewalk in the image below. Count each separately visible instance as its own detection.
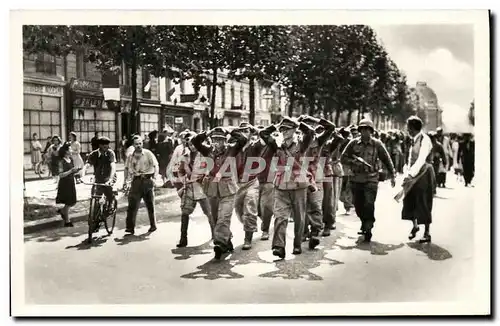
[23,168,179,234]
[24,163,126,182]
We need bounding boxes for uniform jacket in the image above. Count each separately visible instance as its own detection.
[260,122,315,190]
[191,130,246,198]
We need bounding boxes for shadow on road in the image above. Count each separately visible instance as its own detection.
[171,241,213,260]
[180,225,347,281]
[65,236,110,250]
[337,237,405,256]
[406,242,453,261]
[24,200,183,243]
[114,232,153,246]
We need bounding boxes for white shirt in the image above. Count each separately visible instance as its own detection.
[169,144,189,173]
[407,132,433,178]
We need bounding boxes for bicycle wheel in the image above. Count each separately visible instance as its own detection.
[104,198,118,235]
[88,197,101,237]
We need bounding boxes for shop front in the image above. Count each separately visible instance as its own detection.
[138,100,162,137]
[223,109,248,127]
[162,104,194,133]
[23,77,66,168]
[67,78,118,156]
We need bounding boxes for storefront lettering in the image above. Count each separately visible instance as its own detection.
[73,96,104,109]
[24,83,63,97]
[71,79,102,92]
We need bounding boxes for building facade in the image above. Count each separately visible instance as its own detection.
[412,81,443,131]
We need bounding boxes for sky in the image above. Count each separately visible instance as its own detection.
[372,24,474,130]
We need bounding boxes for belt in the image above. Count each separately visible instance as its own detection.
[133,174,154,180]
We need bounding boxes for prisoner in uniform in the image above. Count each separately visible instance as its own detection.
[319,128,345,236]
[340,119,396,242]
[299,116,336,241]
[175,132,215,248]
[191,127,247,260]
[260,117,315,259]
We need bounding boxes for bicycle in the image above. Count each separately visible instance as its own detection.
[83,181,120,243]
[35,156,50,179]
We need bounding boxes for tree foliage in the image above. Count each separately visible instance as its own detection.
[23,24,415,130]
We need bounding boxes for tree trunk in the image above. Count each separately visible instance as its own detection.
[357,108,362,124]
[347,110,353,126]
[210,67,218,129]
[335,108,341,126]
[308,97,315,116]
[249,76,255,125]
[130,56,138,135]
[288,87,295,117]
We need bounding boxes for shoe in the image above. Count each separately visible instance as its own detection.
[228,240,235,252]
[272,247,286,259]
[330,223,337,230]
[292,247,302,255]
[408,226,420,240]
[64,222,74,227]
[214,245,223,260]
[176,238,187,248]
[419,235,431,243]
[321,228,331,237]
[242,232,253,250]
[124,229,135,236]
[309,236,320,250]
[148,226,157,233]
[364,231,372,242]
[261,232,270,241]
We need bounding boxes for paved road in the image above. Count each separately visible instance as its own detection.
[24,175,475,305]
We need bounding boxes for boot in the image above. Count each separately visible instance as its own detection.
[242,231,253,250]
[261,231,270,241]
[176,214,189,248]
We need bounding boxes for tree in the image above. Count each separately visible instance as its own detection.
[23,25,187,134]
[469,100,475,126]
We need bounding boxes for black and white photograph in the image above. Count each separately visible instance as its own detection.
[10,10,490,316]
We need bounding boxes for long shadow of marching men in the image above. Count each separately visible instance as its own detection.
[336,236,405,256]
[406,242,452,261]
[171,241,213,260]
[258,249,344,281]
[180,252,245,280]
[258,228,346,281]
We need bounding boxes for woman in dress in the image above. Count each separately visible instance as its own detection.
[69,132,84,184]
[47,135,63,182]
[30,133,42,171]
[56,142,79,227]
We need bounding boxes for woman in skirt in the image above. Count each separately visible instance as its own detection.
[56,142,80,227]
[69,132,84,184]
[30,133,43,171]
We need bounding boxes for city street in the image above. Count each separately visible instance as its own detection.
[24,175,475,305]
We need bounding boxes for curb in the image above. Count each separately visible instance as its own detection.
[24,192,179,235]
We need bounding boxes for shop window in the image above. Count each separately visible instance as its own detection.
[23,94,61,155]
[228,118,234,126]
[35,54,57,75]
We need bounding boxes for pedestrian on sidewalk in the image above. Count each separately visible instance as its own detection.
[47,135,63,183]
[401,116,436,243]
[122,135,159,236]
[191,127,247,259]
[458,133,475,187]
[30,133,42,171]
[260,117,315,259]
[55,142,79,227]
[341,119,396,242]
[69,132,84,184]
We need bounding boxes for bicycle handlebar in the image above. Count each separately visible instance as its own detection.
[82,182,113,187]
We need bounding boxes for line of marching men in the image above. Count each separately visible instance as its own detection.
[168,115,394,260]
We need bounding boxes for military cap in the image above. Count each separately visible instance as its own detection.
[278,117,299,130]
[239,122,252,129]
[209,127,228,139]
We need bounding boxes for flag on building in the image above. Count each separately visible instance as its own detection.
[102,68,120,101]
[144,80,151,93]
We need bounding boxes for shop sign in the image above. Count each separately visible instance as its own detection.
[72,96,104,109]
[24,83,63,97]
[69,78,102,92]
[175,117,184,123]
